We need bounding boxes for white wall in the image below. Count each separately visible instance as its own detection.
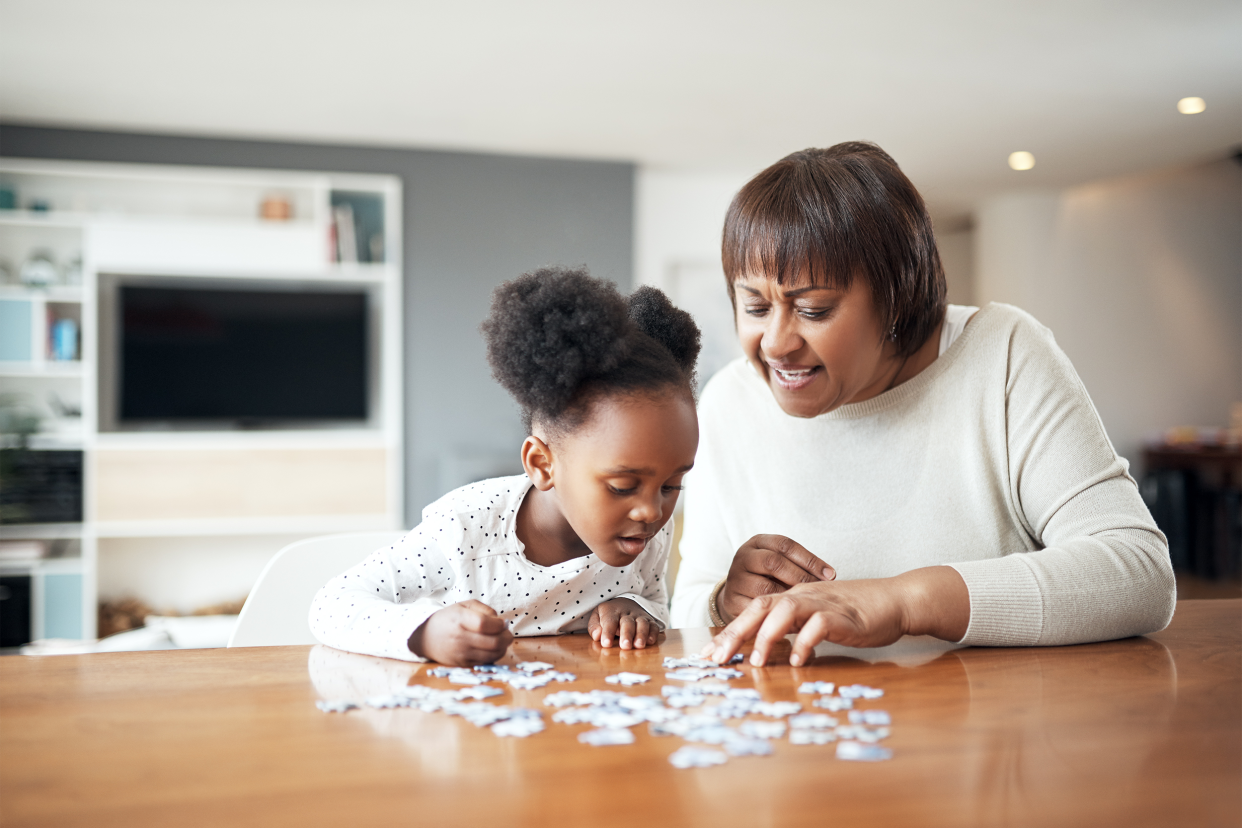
[975,158,1242,469]
[634,169,752,386]
[937,227,976,306]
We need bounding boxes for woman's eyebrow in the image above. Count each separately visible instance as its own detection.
[735,283,830,298]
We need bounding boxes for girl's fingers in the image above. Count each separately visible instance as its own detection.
[635,616,651,648]
[618,615,637,649]
[459,629,511,657]
[599,613,618,648]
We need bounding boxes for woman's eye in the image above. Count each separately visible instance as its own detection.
[742,305,769,317]
[797,307,831,320]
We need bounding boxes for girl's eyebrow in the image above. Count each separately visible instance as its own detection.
[605,464,694,475]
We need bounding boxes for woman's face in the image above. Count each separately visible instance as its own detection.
[733,273,896,418]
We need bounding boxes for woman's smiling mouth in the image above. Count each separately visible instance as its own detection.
[769,364,820,390]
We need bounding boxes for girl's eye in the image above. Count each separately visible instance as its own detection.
[662,484,685,493]
[608,485,637,496]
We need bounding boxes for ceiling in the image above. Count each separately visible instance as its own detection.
[1,0,1239,215]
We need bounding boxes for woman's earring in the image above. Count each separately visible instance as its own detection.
[889,323,898,342]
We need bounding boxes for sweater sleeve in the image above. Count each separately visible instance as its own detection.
[615,521,673,630]
[948,316,1176,646]
[307,514,463,662]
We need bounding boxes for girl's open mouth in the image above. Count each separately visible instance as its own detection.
[617,536,650,556]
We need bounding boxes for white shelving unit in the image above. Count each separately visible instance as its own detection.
[0,159,404,641]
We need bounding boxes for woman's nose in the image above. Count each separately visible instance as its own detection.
[761,308,801,358]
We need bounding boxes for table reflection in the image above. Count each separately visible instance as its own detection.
[954,637,1178,826]
[308,645,465,777]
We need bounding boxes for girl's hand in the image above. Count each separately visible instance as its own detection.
[408,600,514,666]
[589,598,660,649]
[717,534,836,623]
[702,566,970,666]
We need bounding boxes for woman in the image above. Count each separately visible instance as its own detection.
[670,142,1175,666]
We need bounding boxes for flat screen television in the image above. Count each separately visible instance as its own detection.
[117,282,369,426]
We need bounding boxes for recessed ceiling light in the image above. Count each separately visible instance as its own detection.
[1008,151,1036,171]
[1177,97,1206,114]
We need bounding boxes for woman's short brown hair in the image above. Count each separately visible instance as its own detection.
[722,142,946,357]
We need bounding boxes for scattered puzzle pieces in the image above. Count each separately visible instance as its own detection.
[318,652,895,766]
[669,746,729,768]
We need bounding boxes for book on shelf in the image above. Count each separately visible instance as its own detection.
[333,203,358,264]
[330,191,385,264]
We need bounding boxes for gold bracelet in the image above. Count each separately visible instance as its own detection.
[708,579,727,628]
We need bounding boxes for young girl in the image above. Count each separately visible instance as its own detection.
[309,267,701,666]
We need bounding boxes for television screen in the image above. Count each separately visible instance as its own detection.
[119,283,369,424]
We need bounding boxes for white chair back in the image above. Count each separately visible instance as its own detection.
[228,530,406,648]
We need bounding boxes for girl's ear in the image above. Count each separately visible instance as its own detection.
[521,436,556,491]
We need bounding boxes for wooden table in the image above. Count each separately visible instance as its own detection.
[2,600,1238,828]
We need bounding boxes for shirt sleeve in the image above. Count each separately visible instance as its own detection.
[948,315,1176,646]
[615,521,673,630]
[307,513,463,662]
[670,379,738,628]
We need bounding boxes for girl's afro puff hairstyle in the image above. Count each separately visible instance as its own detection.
[482,266,701,436]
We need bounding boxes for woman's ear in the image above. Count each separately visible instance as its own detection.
[521,436,556,491]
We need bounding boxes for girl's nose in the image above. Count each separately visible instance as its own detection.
[629,495,661,525]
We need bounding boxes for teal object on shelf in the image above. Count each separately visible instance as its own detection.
[52,318,78,361]
[44,573,83,639]
[0,299,33,361]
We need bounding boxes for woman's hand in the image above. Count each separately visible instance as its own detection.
[717,534,837,623]
[702,566,970,666]
[589,598,660,649]
[408,600,515,666]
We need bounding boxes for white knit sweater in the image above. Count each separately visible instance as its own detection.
[670,303,1176,645]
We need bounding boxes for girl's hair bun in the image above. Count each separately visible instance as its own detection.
[482,266,701,434]
[482,267,630,419]
[628,285,701,379]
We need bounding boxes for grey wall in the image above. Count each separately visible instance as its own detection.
[0,124,635,522]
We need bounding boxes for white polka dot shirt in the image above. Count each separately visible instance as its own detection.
[308,474,672,662]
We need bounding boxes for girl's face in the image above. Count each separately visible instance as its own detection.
[733,272,895,418]
[529,391,698,568]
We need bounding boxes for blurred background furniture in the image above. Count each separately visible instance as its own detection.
[228,530,406,648]
[0,160,404,646]
[1142,429,1241,596]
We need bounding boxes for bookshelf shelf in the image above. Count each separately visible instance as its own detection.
[0,158,404,644]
